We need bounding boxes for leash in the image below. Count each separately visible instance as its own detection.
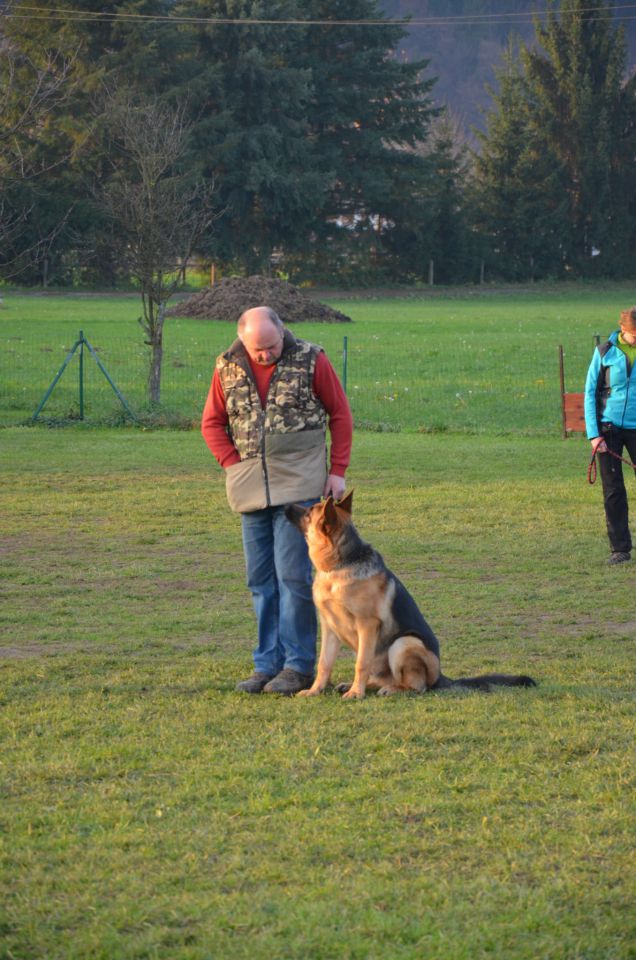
[588,446,636,485]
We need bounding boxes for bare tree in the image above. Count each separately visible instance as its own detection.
[99,93,218,407]
[0,26,78,276]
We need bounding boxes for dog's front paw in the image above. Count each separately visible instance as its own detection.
[296,686,322,697]
[341,687,365,700]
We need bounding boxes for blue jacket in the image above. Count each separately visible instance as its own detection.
[584,330,636,438]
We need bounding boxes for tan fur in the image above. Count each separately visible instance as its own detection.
[295,498,440,700]
[388,636,440,693]
[288,491,536,698]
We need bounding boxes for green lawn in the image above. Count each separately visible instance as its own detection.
[1,281,634,431]
[1,426,634,960]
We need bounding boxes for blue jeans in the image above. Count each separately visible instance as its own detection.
[240,501,318,676]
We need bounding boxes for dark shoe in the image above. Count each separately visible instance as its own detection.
[608,551,631,565]
[235,671,274,694]
[262,668,314,696]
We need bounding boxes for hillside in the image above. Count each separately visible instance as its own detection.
[380,0,636,137]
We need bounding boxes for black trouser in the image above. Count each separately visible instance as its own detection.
[599,424,636,553]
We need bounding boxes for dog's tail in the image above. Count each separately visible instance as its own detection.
[434,672,536,691]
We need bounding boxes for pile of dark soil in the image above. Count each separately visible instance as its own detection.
[166,276,352,323]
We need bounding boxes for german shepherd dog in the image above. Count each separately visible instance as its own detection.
[285,492,536,700]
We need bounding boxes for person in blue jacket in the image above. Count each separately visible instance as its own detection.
[584,308,636,564]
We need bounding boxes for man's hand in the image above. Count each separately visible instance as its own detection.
[323,473,346,500]
[591,436,608,454]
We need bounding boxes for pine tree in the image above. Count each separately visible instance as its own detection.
[473,3,636,279]
[521,0,636,275]
[176,0,439,278]
[423,114,473,284]
[3,0,441,282]
[297,0,438,281]
[472,43,568,280]
[174,0,328,273]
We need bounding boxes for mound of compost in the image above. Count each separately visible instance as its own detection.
[166,276,352,323]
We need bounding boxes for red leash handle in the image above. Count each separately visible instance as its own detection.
[588,447,636,485]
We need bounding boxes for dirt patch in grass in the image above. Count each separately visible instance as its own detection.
[0,643,84,659]
[555,616,636,637]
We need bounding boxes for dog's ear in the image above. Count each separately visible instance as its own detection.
[316,496,332,522]
[336,490,353,515]
[321,496,339,531]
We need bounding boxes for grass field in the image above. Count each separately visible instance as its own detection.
[1,422,634,960]
[2,281,636,431]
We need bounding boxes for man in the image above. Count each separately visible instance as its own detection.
[201,306,353,693]
[584,307,636,564]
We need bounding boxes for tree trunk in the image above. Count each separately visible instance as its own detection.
[148,302,166,406]
[148,338,162,406]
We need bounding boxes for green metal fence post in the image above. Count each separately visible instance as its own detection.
[82,335,138,422]
[31,335,82,421]
[32,330,137,423]
[79,329,85,420]
[342,335,348,394]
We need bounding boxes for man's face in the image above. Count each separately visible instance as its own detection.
[241,322,284,366]
[620,326,636,346]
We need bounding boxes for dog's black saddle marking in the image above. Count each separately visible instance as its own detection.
[379,572,441,658]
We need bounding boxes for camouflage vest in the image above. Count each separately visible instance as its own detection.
[216,331,327,461]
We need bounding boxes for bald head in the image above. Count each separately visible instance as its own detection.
[238,306,285,366]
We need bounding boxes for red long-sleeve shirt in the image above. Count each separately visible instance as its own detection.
[201,350,353,476]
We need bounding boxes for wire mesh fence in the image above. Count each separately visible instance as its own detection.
[0,320,599,435]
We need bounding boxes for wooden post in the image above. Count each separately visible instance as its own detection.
[479,260,485,285]
[428,259,434,286]
[210,263,216,286]
[558,344,567,439]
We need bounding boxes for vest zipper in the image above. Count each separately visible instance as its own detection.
[621,353,633,428]
[260,424,271,507]
[259,363,284,509]
[231,349,273,508]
